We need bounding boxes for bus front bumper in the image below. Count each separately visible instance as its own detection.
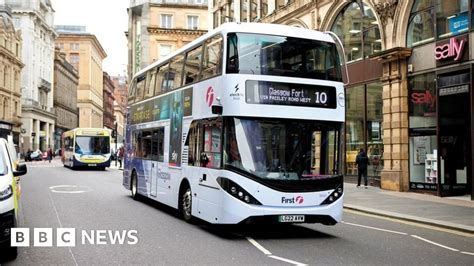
[216,194,343,225]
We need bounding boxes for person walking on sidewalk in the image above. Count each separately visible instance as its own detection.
[117,146,124,169]
[47,147,53,163]
[356,148,369,188]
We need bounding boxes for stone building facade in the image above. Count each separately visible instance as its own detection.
[103,72,115,130]
[0,5,23,145]
[128,0,208,77]
[210,0,474,199]
[8,0,56,152]
[112,75,127,143]
[55,26,107,129]
[53,47,79,150]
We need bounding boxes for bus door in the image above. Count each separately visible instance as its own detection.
[151,128,168,198]
[150,161,158,197]
[197,122,223,218]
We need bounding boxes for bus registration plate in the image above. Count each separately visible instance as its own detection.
[89,164,97,166]
[278,215,305,223]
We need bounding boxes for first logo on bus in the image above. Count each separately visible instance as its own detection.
[206,86,214,107]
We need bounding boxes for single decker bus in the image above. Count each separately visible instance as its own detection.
[62,128,112,170]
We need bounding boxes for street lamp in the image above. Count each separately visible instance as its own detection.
[113,121,118,167]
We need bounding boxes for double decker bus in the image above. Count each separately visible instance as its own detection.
[62,128,112,170]
[124,22,346,225]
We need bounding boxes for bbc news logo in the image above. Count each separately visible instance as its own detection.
[11,228,138,247]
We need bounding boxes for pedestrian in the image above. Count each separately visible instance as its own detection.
[47,147,53,163]
[26,149,31,162]
[118,146,124,169]
[355,148,369,188]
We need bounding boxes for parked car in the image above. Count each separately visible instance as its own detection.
[0,137,27,261]
[29,150,43,161]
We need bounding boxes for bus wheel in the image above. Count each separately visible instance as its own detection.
[180,186,193,222]
[131,172,139,200]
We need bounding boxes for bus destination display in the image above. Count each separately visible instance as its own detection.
[245,80,336,108]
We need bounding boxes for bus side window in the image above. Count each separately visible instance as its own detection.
[145,67,158,99]
[133,131,141,158]
[141,131,152,159]
[202,35,223,80]
[151,128,165,162]
[157,63,170,93]
[184,45,203,85]
[168,54,185,90]
[128,79,137,104]
[135,75,146,102]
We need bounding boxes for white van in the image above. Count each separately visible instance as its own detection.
[0,138,27,261]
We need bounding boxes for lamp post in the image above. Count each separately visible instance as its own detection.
[113,121,118,167]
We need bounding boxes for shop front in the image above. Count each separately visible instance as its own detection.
[408,34,473,198]
[0,121,13,140]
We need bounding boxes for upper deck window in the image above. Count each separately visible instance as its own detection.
[226,33,342,82]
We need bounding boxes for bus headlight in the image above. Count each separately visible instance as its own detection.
[217,177,261,205]
[321,185,343,205]
[0,185,13,201]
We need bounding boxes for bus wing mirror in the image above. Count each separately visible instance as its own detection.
[13,163,27,177]
[200,153,209,167]
[212,105,223,115]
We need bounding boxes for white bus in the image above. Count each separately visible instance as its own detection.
[124,22,346,225]
[62,128,112,170]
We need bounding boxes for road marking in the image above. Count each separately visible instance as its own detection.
[246,237,307,265]
[411,235,459,252]
[49,185,90,194]
[269,255,307,266]
[345,209,473,237]
[246,237,272,255]
[48,191,79,266]
[460,251,474,256]
[342,221,408,235]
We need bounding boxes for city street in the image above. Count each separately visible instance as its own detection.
[5,160,474,265]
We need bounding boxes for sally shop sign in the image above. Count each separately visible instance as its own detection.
[435,36,468,65]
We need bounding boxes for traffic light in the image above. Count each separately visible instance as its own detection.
[112,129,117,139]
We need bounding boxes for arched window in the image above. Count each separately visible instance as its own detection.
[330,1,381,62]
[407,0,470,47]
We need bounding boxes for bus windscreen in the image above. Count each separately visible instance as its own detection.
[75,136,110,155]
[226,32,342,82]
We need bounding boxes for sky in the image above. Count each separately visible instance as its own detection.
[51,0,129,77]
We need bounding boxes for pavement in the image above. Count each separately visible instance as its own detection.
[344,182,474,234]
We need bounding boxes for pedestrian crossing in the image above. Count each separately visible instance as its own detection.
[26,161,63,168]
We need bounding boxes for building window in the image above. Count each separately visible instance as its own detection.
[161,14,173,29]
[345,81,383,178]
[331,2,381,62]
[187,15,199,30]
[407,0,471,47]
[159,44,172,59]
[213,11,220,28]
[437,0,469,38]
[70,43,79,50]
[69,53,80,71]
[262,0,269,17]
[241,0,248,22]
[158,44,173,58]
[250,0,258,22]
